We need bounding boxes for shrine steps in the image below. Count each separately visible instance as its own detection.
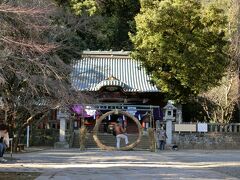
[72,132,150,150]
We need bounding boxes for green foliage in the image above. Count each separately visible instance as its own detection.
[30,129,59,146]
[182,100,209,122]
[55,0,140,50]
[130,0,229,102]
[70,0,97,15]
[196,0,240,123]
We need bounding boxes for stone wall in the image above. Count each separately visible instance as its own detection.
[173,132,240,149]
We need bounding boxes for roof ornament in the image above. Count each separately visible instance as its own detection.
[107,76,118,80]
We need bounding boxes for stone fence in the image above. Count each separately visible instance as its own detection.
[208,123,240,133]
[172,123,240,149]
[173,123,240,133]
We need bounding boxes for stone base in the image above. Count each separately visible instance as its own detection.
[54,141,69,149]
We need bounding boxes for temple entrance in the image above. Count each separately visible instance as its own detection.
[70,104,162,132]
[93,110,143,150]
[70,104,162,149]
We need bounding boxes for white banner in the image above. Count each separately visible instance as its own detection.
[197,123,208,132]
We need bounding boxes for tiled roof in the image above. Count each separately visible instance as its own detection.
[71,51,159,92]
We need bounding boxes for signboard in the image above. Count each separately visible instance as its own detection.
[197,123,208,132]
[175,124,196,132]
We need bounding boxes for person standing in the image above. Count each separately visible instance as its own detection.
[157,126,167,150]
[114,118,129,149]
[0,124,9,162]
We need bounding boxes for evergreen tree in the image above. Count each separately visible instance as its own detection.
[55,0,140,50]
[131,0,229,101]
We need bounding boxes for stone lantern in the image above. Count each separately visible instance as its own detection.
[163,101,177,145]
[54,108,70,148]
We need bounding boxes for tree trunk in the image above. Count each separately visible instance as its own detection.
[13,127,24,152]
[221,107,224,123]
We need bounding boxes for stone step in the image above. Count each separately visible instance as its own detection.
[73,133,150,149]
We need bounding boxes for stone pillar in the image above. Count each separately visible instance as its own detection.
[26,125,30,148]
[59,117,66,142]
[54,108,69,148]
[176,105,183,124]
[163,101,176,145]
[166,119,174,145]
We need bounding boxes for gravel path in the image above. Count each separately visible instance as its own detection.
[1,148,240,180]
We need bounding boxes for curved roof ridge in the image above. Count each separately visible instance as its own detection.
[71,53,159,92]
[94,78,136,91]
